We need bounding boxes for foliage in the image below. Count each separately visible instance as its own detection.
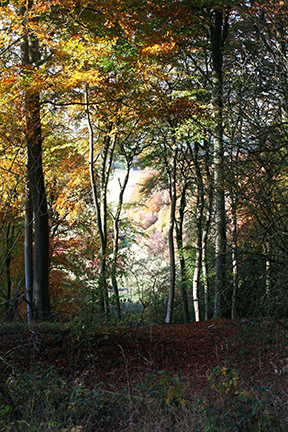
[199,366,281,431]
[1,0,288,324]
[1,320,288,431]
[0,359,286,432]
[0,365,128,432]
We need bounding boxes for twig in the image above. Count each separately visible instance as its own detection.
[4,342,38,357]
[0,355,15,374]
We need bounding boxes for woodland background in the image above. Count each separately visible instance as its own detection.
[1,1,288,431]
[1,0,288,325]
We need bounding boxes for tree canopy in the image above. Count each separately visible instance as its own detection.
[1,0,288,323]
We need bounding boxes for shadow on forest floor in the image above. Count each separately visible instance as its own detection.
[0,318,287,431]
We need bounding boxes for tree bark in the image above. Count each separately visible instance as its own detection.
[5,223,12,318]
[25,180,33,323]
[231,209,238,320]
[85,87,108,317]
[211,11,229,319]
[110,162,131,322]
[26,90,50,320]
[85,87,119,319]
[201,224,209,321]
[202,139,213,321]
[191,141,204,322]
[21,4,51,320]
[175,183,190,323]
[265,237,271,298]
[165,146,178,324]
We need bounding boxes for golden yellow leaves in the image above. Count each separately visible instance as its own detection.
[165,383,186,407]
[142,40,176,56]
[60,427,83,432]
[55,36,116,91]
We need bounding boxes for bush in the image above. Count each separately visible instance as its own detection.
[198,365,283,431]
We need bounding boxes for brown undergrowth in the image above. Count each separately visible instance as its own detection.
[0,319,287,431]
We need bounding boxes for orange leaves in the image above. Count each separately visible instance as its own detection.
[142,39,176,57]
[142,92,201,125]
[46,156,89,225]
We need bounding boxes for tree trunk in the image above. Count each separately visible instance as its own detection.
[85,86,107,317]
[21,4,51,321]
[86,87,119,319]
[265,238,271,297]
[111,162,132,322]
[26,90,50,320]
[201,225,209,321]
[231,209,238,320]
[5,223,12,318]
[175,184,189,323]
[25,180,33,323]
[211,11,229,319]
[191,141,204,322]
[192,244,201,321]
[202,139,213,321]
[165,147,178,324]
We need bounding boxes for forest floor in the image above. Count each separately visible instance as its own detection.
[0,318,288,431]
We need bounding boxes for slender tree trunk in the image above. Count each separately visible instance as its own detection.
[21,4,50,320]
[110,161,131,321]
[191,142,204,322]
[165,147,178,324]
[192,243,201,321]
[86,87,119,319]
[85,87,108,317]
[100,145,109,317]
[111,223,121,321]
[211,11,229,319]
[25,180,33,323]
[100,128,118,319]
[231,210,238,320]
[202,225,209,321]
[202,139,213,321]
[5,223,12,318]
[265,237,271,297]
[175,184,189,323]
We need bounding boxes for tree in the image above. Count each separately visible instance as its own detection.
[165,136,178,324]
[1,0,288,324]
[210,9,229,319]
[174,154,191,324]
[20,2,51,320]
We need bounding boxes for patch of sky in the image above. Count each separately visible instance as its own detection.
[107,168,142,204]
